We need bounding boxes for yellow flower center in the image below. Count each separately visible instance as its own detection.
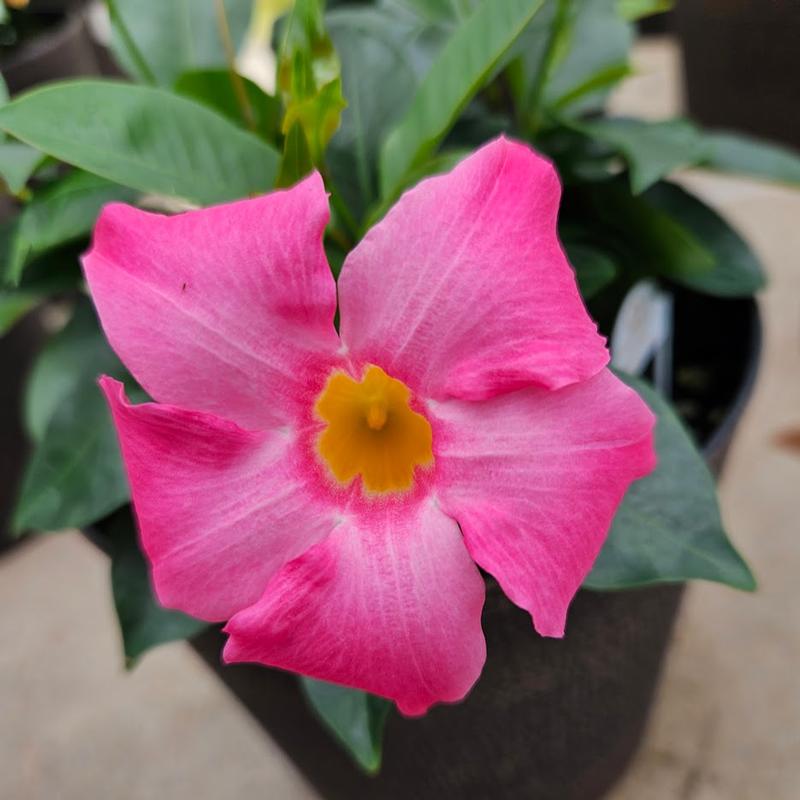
[315,365,434,494]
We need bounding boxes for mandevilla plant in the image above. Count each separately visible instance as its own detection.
[2,0,797,773]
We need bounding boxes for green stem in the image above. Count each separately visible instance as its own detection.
[525,0,570,137]
[214,0,257,133]
[104,0,157,86]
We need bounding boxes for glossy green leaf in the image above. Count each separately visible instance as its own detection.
[701,130,800,187]
[563,240,618,298]
[576,117,709,193]
[104,510,207,667]
[0,141,43,194]
[174,68,281,142]
[276,122,314,187]
[300,677,392,773]
[616,0,673,22]
[379,0,545,199]
[644,182,766,297]
[108,0,253,86]
[0,81,280,205]
[5,171,137,286]
[14,300,135,533]
[586,374,756,591]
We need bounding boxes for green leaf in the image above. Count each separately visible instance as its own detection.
[543,0,633,114]
[326,7,419,218]
[174,68,281,142]
[108,0,253,86]
[0,289,41,335]
[585,375,756,591]
[14,300,135,533]
[276,121,314,187]
[5,171,137,286]
[0,81,280,205]
[616,0,673,22]
[578,179,716,281]
[0,141,43,195]
[576,117,709,193]
[701,130,800,187]
[563,240,618,298]
[104,510,207,667]
[379,0,545,199]
[549,62,632,112]
[300,677,392,773]
[643,182,765,297]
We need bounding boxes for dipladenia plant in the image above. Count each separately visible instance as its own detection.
[84,138,655,715]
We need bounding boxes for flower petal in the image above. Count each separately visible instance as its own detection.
[222,499,486,716]
[338,137,608,401]
[101,377,335,621]
[431,369,656,637]
[84,173,339,430]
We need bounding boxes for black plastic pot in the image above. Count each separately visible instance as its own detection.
[0,2,100,95]
[676,1,800,149]
[187,295,761,799]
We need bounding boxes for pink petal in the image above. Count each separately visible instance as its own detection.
[101,377,336,621]
[338,137,608,401]
[431,369,656,637]
[84,173,340,430]
[223,499,486,716]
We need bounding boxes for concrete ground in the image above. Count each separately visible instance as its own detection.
[2,39,799,800]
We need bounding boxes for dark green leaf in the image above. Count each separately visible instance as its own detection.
[0,81,280,205]
[578,179,716,281]
[0,141,43,194]
[14,300,135,533]
[174,68,282,142]
[326,7,419,218]
[701,130,800,186]
[576,117,709,193]
[5,171,137,286]
[616,0,673,22]
[108,0,253,86]
[643,182,766,296]
[300,677,392,773]
[585,374,756,591]
[563,240,618,298]
[105,510,207,667]
[379,0,545,199]
[276,122,314,187]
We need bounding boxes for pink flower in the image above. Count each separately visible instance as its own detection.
[84,138,655,716]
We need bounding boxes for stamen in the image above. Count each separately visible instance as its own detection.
[314,365,433,494]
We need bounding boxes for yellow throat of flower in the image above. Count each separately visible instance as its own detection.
[315,365,434,494]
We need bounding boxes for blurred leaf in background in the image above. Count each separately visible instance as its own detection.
[107,0,253,86]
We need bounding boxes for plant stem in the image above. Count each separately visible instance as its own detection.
[526,0,571,137]
[214,0,257,133]
[104,0,157,86]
